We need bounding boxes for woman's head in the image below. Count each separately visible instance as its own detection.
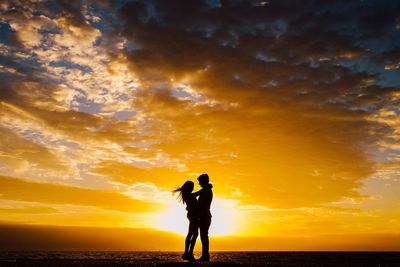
[173,180,194,204]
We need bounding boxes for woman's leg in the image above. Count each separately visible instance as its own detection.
[184,232,191,254]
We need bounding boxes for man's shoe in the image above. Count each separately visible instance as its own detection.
[197,255,210,262]
[182,253,195,262]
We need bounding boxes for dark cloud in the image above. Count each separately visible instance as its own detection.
[0,224,182,251]
[0,22,21,47]
[1,224,400,250]
[357,1,400,38]
[110,0,400,206]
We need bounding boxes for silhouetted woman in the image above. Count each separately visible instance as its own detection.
[173,180,199,262]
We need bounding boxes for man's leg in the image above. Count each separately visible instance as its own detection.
[199,216,211,260]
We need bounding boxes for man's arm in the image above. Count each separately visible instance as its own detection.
[192,189,202,197]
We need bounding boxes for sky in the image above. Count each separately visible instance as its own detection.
[0,0,399,250]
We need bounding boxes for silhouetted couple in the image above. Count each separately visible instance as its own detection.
[173,173,213,262]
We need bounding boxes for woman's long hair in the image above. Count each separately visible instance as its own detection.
[173,180,194,204]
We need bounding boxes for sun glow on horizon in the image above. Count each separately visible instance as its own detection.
[154,198,242,237]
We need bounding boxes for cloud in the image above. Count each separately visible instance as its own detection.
[0,175,161,213]
[91,160,187,188]
[0,206,58,214]
[0,126,69,173]
[107,0,400,208]
[1,224,399,251]
[0,224,183,251]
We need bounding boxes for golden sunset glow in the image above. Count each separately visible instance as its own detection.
[0,0,399,251]
[155,198,240,236]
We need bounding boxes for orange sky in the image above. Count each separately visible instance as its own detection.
[0,0,399,250]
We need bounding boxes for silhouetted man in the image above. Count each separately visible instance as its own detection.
[197,173,213,262]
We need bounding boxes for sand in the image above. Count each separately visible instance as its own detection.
[0,251,399,266]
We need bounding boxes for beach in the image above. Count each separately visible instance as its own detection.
[1,251,399,267]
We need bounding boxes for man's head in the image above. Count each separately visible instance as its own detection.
[197,173,209,188]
